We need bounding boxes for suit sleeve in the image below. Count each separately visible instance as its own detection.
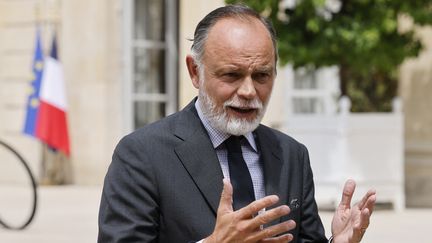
[298,144,328,243]
[98,135,160,243]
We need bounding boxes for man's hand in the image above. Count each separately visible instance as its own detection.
[331,179,376,243]
[204,179,296,243]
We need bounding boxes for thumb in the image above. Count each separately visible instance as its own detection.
[339,179,356,209]
[218,178,234,214]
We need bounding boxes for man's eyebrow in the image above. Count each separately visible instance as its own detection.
[214,64,275,74]
[255,65,274,72]
[215,66,241,73]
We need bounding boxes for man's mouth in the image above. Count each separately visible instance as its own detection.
[228,106,257,114]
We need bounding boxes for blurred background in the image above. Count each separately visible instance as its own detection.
[1,0,432,242]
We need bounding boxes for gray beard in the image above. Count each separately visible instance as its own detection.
[198,87,267,136]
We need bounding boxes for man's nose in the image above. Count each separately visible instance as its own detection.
[237,77,256,99]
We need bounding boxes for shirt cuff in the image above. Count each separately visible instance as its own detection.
[328,235,334,243]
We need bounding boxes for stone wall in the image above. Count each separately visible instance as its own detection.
[0,0,44,182]
[0,0,123,185]
[400,26,432,207]
[61,0,123,184]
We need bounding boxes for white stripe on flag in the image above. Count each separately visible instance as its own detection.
[39,57,67,110]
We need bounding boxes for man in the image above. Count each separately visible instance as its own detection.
[98,4,376,243]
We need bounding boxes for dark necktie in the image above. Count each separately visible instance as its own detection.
[225,136,255,210]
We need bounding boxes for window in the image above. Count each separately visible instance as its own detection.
[287,66,340,115]
[123,0,178,131]
[292,67,324,114]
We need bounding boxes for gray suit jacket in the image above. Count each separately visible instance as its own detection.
[98,99,327,243]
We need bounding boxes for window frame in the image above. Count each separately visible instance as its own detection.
[122,0,178,132]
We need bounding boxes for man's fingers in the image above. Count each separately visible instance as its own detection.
[360,208,371,229]
[237,195,279,219]
[357,189,377,210]
[260,233,294,242]
[249,205,291,230]
[217,178,234,214]
[339,179,356,208]
[352,208,371,242]
[365,193,376,216]
[251,220,296,242]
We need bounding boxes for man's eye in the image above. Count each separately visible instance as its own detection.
[223,72,240,79]
[253,72,270,82]
[225,72,238,77]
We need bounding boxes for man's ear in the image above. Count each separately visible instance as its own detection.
[186,55,200,89]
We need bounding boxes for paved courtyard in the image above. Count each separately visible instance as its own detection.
[0,185,430,243]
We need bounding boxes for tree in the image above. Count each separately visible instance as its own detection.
[226,0,432,111]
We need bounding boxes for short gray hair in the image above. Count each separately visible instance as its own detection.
[190,4,278,68]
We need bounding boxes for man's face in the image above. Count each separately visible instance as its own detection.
[194,17,276,135]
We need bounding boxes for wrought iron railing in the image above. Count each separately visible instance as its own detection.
[0,139,38,230]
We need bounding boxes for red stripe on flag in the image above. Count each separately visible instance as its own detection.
[36,101,70,156]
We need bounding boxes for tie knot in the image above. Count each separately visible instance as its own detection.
[225,136,243,153]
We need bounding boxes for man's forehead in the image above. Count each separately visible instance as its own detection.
[204,18,274,57]
[208,16,266,35]
[214,61,275,71]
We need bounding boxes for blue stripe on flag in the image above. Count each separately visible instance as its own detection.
[23,28,44,137]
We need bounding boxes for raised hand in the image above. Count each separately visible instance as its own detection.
[204,179,296,243]
[331,179,376,243]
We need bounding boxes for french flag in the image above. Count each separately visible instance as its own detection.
[24,33,70,156]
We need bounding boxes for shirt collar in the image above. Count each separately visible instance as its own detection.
[195,97,257,151]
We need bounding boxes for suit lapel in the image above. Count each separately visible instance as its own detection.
[255,126,283,199]
[255,125,289,226]
[174,101,224,215]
